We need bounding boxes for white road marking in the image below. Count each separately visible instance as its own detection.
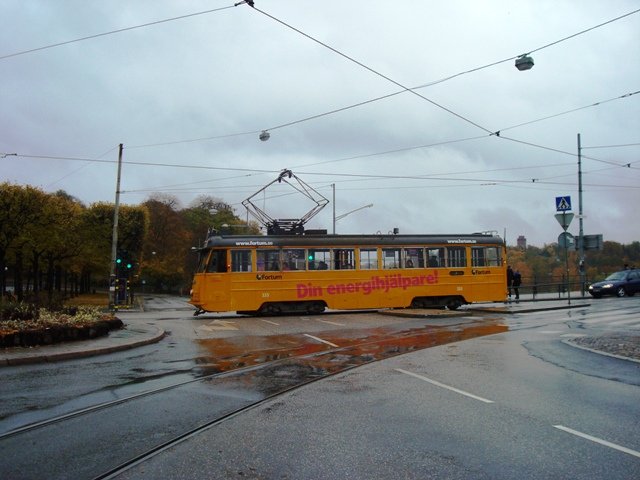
[199,320,239,331]
[260,319,280,326]
[303,334,339,348]
[553,425,640,459]
[316,319,346,326]
[607,318,640,326]
[395,369,494,404]
[539,330,563,334]
[580,317,615,324]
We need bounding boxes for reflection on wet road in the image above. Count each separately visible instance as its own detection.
[194,318,508,396]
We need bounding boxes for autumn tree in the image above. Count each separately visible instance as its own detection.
[141,195,191,292]
[0,183,48,301]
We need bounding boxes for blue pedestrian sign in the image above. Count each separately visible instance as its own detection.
[555,196,572,212]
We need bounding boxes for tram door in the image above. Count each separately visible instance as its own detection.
[202,249,230,310]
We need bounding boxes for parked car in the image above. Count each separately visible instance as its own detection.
[588,269,640,298]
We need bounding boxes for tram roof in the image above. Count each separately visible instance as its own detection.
[203,233,504,248]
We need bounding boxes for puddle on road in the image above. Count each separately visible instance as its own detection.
[194,320,508,394]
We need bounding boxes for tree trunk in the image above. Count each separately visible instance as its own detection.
[15,250,24,302]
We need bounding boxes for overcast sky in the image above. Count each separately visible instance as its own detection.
[1,1,639,247]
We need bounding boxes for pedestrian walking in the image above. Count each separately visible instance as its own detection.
[506,265,514,300]
[513,269,522,302]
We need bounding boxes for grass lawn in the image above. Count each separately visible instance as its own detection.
[64,292,110,308]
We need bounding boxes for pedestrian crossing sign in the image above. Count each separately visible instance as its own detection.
[555,196,572,211]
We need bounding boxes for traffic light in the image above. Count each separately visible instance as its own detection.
[116,251,133,272]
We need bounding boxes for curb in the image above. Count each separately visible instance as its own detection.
[561,338,640,364]
[467,303,591,314]
[378,309,467,319]
[1,326,166,367]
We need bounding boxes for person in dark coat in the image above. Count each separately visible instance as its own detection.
[512,269,522,302]
[506,265,514,299]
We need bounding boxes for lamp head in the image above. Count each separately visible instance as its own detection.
[259,130,271,141]
[515,55,534,71]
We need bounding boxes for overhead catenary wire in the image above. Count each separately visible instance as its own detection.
[250,6,640,134]
[582,142,640,150]
[5,88,639,197]
[9,152,637,188]
[496,91,640,134]
[121,88,639,177]
[3,2,638,160]
[46,145,120,188]
[5,114,638,194]
[3,5,639,197]
[0,4,237,61]
[249,5,494,135]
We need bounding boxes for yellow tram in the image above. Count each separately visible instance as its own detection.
[189,232,507,315]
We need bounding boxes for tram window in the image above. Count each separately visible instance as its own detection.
[427,248,445,268]
[446,247,467,268]
[382,248,401,269]
[471,247,485,267]
[403,248,424,268]
[231,250,252,272]
[197,252,209,273]
[334,249,355,270]
[359,248,378,270]
[257,249,280,271]
[283,249,305,270]
[308,249,330,270]
[206,250,227,273]
[472,246,501,267]
[487,247,501,266]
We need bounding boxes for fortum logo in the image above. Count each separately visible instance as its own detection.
[256,274,283,280]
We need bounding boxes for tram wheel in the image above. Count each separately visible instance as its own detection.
[307,302,325,314]
[445,297,462,310]
[411,299,425,309]
[259,303,281,315]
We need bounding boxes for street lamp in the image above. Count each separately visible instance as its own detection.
[515,54,534,71]
[331,184,373,233]
[334,204,373,233]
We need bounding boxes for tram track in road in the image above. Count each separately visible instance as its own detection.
[91,367,343,480]
[0,364,257,441]
[1,315,503,440]
[0,317,506,480]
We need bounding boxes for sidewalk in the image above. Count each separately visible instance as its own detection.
[0,321,165,367]
[469,294,640,363]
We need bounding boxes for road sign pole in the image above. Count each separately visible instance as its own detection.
[554,203,574,306]
[564,212,571,305]
[577,133,585,297]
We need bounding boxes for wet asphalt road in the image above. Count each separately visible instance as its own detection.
[1,295,639,479]
[117,297,640,480]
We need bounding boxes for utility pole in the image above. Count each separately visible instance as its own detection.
[332,183,336,235]
[109,144,124,311]
[577,133,585,296]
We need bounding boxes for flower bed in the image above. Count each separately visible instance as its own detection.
[0,304,123,348]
